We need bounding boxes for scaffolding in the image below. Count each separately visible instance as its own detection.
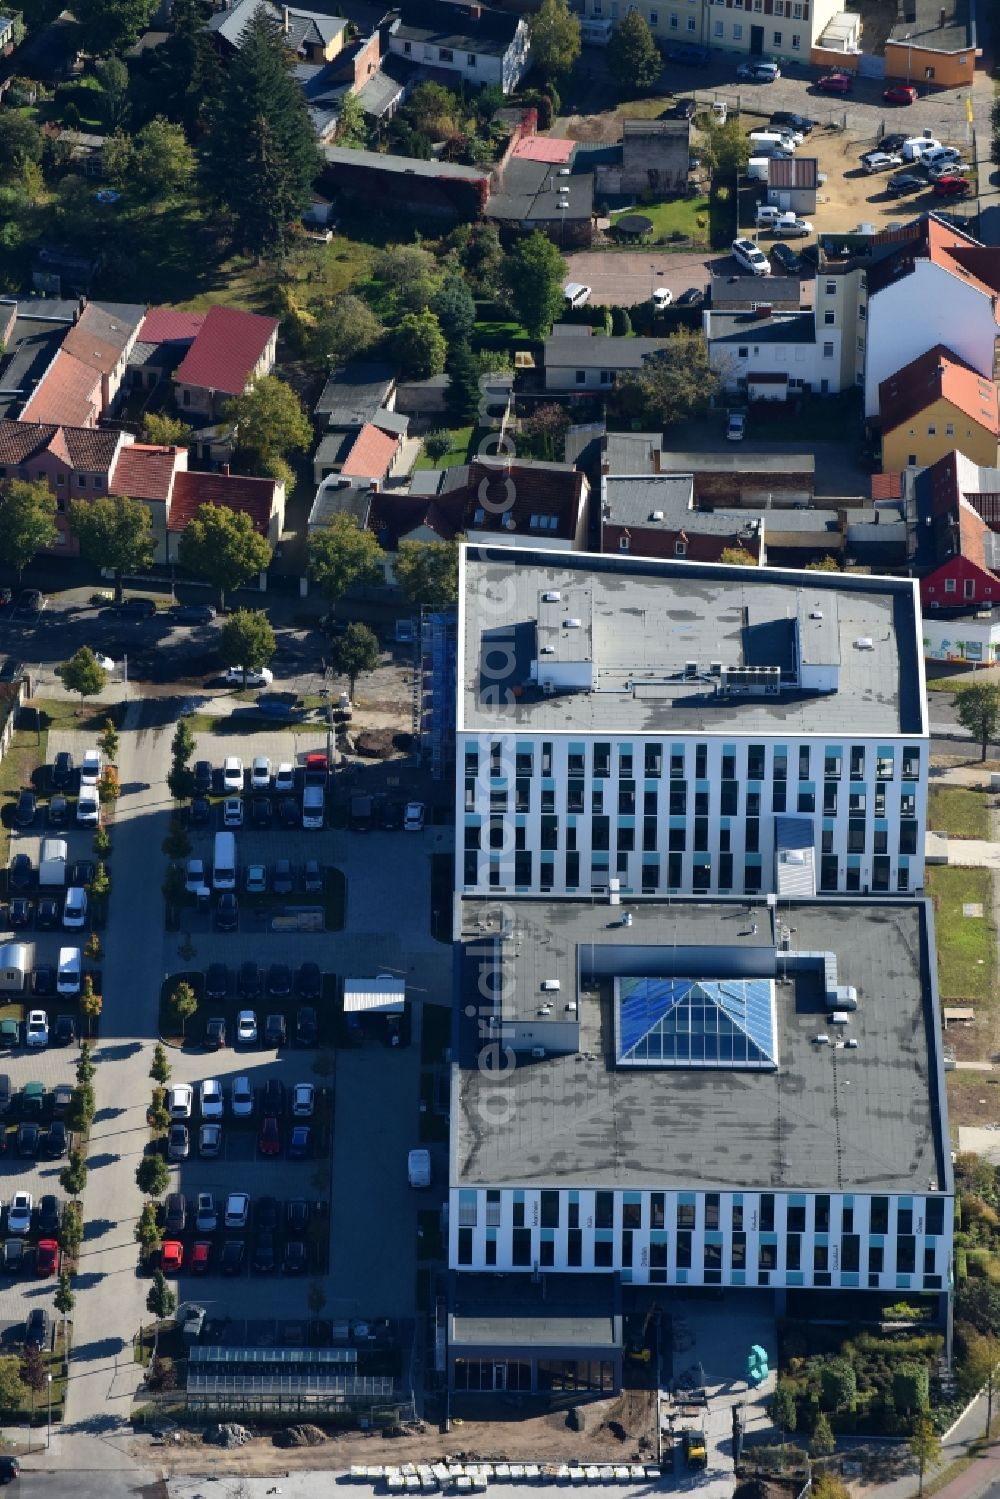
[420,607,457,781]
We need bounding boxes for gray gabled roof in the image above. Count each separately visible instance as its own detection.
[544,335,669,371]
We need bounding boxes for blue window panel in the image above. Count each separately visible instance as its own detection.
[516,741,532,753]
[788,1194,806,1207]
[786,1272,804,1287]
[568,742,586,756]
[513,1190,525,1205]
[595,1229,614,1242]
[486,1229,496,1242]
[745,854,763,867]
[842,1195,854,1208]
[618,818,636,830]
[621,1268,633,1283]
[875,819,888,833]
[696,780,710,793]
[731,1271,746,1286]
[898,1197,913,1208]
[675,1269,688,1284]
[540,1229,555,1242]
[542,779,556,792]
[869,1236,884,1249]
[896,1275,911,1289]
[847,855,862,869]
[759,1234,778,1247]
[650,1232,668,1246]
[899,856,910,869]
[732,1194,743,1205]
[624,1192,642,1205]
[823,819,835,832]
[841,1273,859,1288]
[815,1234,828,1247]
[515,815,526,828]
[569,1191,579,1204]
[669,817,687,830]
[705,1232,723,1245]
[747,781,762,794]
[799,781,815,795]
[679,1192,697,1207]
[459,1189,476,1208]
[644,781,660,793]
[723,744,737,756]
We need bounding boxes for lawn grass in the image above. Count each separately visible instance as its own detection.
[413,425,474,471]
[612,194,711,245]
[926,667,1000,692]
[926,865,996,1001]
[928,785,992,839]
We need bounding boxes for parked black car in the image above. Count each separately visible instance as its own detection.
[14,790,35,827]
[239,961,262,999]
[37,1195,61,1234]
[8,854,32,891]
[221,1240,245,1275]
[205,963,229,1001]
[50,752,74,790]
[53,1015,76,1046]
[295,962,322,1001]
[190,798,212,827]
[24,1307,49,1347]
[43,1122,67,1159]
[296,1007,318,1046]
[265,1013,287,1047]
[267,963,291,998]
[193,760,213,795]
[204,1016,227,1050]
[215,892,239,931]
[9,898,31,928]
[71,859,95,888]
[32,964,55,996]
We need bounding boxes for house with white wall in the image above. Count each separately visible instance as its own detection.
[387,0,530,90]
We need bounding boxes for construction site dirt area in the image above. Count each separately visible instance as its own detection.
[136,1392,660,1476]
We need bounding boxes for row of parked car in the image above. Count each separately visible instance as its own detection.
[161,1192,315,1276]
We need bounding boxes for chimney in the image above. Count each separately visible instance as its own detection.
[282,4,290,31]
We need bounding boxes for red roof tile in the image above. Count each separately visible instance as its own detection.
[340,422,399,481]
[870,472,903,500]
[878,344,1000,435]
[0,419,121,472]
[958,498,991,571]
[62,303,141,374]
[138,308,206,345]
[511,135,574,164]
[174,305,278,396]
[21,351,102,427]
[110,443,182,503]
[168,470,280,535]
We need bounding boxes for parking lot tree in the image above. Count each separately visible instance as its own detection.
[148,1087,170,1132]
[219,608,276,678]
[620,330,721,427]
[80,977,102,1037]
[0,1358,27,1414]
[93,826,111,859]
[88,861,110,912]
[60,1201,84,1254]
[57,647,108,709]
[76,1042,94,1086]
[98,766,120,804]
[445,339,480,424]
[959,1328,1000,1433]
[394,539,460,610]
[328,621,380,698]
[226,375,311,468]
[167,761,195,802]
[67,1084,95,1136]
[956,683,1000,762]
[809,1411,835,1458]
[170,715,196,768]
[608,9,662,93]
[431,275,476,346]
[307,510,384,604]
[0,478,57,578]
[910,1416,940,1496]
[162,816,191,861]
[149,1044,171,1087]
[177,503,272,611]
[98,717,120,764]
[162,863,186,918]
[59,1148,88,1199]
[84,931,101,961]
[169,978,198,1036]
[528,0,581,81]
[503,232,565,338]
[54,1270,75,1325]
[393,311,447,380]
[135,1152,170,1197]
[146,1269,177,1322]
[135,1201,162,1256]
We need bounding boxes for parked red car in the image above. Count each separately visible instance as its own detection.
[35,1239,59,1276]
[191,1241,212,1274]
[883,83,918,104]
[816,71,852,94]
[258,1115,282,1156]
[933,176,970,197]
[161,1240,183,1273]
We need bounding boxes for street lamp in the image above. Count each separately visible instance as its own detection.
[904,32,913,83]
[46,1373,52,1449]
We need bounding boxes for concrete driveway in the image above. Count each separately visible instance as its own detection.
[561,250,717,306]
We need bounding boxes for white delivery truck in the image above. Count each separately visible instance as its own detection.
[212,832,236,891]
[57,947,81,996]
[0,944,29,993]
[39,838,68,887]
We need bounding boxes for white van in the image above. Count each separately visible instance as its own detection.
[63,887,87,929]
[212,832,236,892]
[748,129,798,152]
[302,785,325,830]
[80,749,101,786]
[76,787,100,825]
[755,204,784,228]
[57,947,81,996]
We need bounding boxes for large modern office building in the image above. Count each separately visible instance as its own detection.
[456,547,928,899]
[446,893,952,1395]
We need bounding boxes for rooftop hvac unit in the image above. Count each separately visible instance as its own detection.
[854,637,874,651]
[564,618,582,629]
[540,645,554,654]
[813,1033,830,1045]
[684,661,698,678]
[833,985,858,1010]
[650,510,664,521]
[710,661,722,675]
[530,1047,547,1059]
[542,591,561,602]
[541,979,561,991]
[810,609,824,619]
[829,1010,851,1025]
[565,1001,578,1013]
[845,1038,859,1049]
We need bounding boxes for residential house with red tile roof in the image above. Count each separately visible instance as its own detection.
[0,418,130,549]
[19,350,103,428]
[166,468,284,560]
[339,422,403,483]
[878,345,1000,472]
[19,302,143,427]
[174,305,279,419]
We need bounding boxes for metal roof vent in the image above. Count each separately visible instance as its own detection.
[810,609,824,619]
[650,509,664,521]
[854,637,874,651]
[564,618,582,629]
[542,590,561,602]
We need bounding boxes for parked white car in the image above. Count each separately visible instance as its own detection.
[563,281,591,308]
[927,159,969,181]
[231,1076,254,1117]
[225,666,273,687]
[772,216,813,239]
[731,237,771,275]
[200,1079,224,1120]
[250,756,272,791]
[7,1192,32,1234]
[222,757,244,792]
[274,763,295,795]
[223,797,243,828]
[80,749,101,786]
[167,1084,193,1119]
[652,287,673,310]
[25,1011,48,1048]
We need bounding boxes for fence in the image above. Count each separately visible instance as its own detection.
[0,676,30,769]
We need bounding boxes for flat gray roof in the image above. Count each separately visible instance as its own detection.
[487,158,593,224]
[453,897,949,1195]
[459,546,925,736]
[706,310,816,346]
[545,335,668,371]
[658,450,816,475]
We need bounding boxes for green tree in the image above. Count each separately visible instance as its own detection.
[88,861,110,913]
[73,0,154,53]
[431,275,476,346]
[328,621,380,697]
[98,766,120,804]
[143,413,191,447]
[503,232,565,338]
[93,826,111,859]
[0,1357,27,1410]
[80,976,103,1037]
[149,1043,171,1087]
[176,503,272,610]
[147,1087,170,1132]
[406,80,459,136]
[806,555,840,572]
[59,1148,88,1198]
[60,1201,83,1254]
[0,478,57,576]
[69,494,155,604]
[699,117,751,178]
[170,716,196,768]
[336,89,368,147]
[521,403,570,462]
[131,116,196,198]
[307,511,384,604]
[620,330,722,426]
[166,762,195,802]
[311,292,383,365]
[54,1270,75,1325]
[0,113,43,178]
[98,718,120,764]
[76,1042,95,1086]
[809,1411,836,1458]
[454,222,504,296]
[608,9,662,93]
[423,430,452,464]
[893,1363,930,1414]
[820,1359,857,1412]
[168,979,197,1036]
[768,1379,798,1438]
[135,1153,170,1197]
[445,339,480,424]
[135,1201,162,1256]
[95,54,129,128]
[66,1084,95,1136]
[910,1415,941,1496]
[147,1269,177,1320]
[202,10,321,257]
[162,862,186,912]
[373,244,441,314]
[148,0,221,135]
[529,0,581,80]
[394,539,459,610]
[20,1343,46,1409]
[720,546,757,566]
[958,1327,1000,1433]
[57,647,107,708]
[226,375,311,467]
[956,683,1000,761]
[219,608,276,676]
[393,311,447,379]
